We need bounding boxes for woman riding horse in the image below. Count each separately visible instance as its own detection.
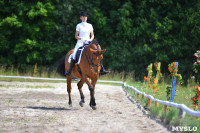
[65,11,109,76]
[63,39,106,110]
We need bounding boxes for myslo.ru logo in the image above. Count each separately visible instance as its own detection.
[172,126,197,132]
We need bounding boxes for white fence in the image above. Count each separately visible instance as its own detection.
[123,83,200,118]
[0,75,199,118]
[0,75,123,83]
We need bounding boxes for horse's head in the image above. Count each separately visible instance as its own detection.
[87,39,106,66]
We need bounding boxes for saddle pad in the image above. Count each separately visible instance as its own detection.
[68,48,84,64]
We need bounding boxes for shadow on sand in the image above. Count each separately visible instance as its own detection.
[26,106,78,111]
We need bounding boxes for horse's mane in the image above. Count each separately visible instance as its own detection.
[90,39,100,50]
[92,39,98,46]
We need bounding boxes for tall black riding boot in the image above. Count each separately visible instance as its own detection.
[65,59,75,76]
[100,61,109,75]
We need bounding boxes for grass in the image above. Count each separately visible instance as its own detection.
[4,118,12,122]
[0,65,65,82]
[8,99,14,103]
[49,116,57,121]
[125,75,198,110]
[0,65,124,86]
[0,65,124,81]
[124,80,200,133]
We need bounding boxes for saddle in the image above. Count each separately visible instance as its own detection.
[68,42,89,64]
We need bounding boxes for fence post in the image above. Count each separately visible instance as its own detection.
[142,95,145,99]
[164,105,169,113]
[170,62,178,102]
[178,108,186,119]
[155,102,159,108]
[155,62,161,85]
[148,98,152,106]
[137,93,140,98]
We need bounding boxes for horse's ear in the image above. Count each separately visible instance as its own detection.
[89,48,98,53]
[101,49,106,54]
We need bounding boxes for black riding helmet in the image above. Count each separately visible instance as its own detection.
[80,11,88,17]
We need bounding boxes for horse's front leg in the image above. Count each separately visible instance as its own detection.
[90,78,97,109]
[84,76,97,110]
[77,79,85,107]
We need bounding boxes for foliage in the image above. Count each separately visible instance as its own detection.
[168,62,184,84]
[193,50,200,83]
[192,50,200,110]
[0,0,200,82]
[166,86,172,101]
[33,63,38,75]
[144,62,162,95]
[191,85,200,110]
[0,0,69,66]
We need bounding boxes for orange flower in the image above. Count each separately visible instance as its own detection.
[153,84,157,88]
[193,98,196,101]
[193,104,198,108]
[173,62,176,65]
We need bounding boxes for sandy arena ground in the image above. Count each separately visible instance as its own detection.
[0,81,171,133]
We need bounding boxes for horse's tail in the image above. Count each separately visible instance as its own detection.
[56,57,65,76]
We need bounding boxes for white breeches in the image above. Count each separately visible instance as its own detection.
[72,42,84,60]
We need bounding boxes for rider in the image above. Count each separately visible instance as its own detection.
[65,11,109,76]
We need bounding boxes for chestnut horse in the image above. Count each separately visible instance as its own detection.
[58,39,106,110]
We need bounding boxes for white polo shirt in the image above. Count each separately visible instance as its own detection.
[76,22,93,43]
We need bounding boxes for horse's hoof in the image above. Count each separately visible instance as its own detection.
[79,101,84,107]
[69,104,73,108]
[90,106,97,110]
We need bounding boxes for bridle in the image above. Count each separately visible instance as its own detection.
[91,52,102,67]
[84,41,103,73]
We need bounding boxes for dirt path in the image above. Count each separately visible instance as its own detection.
[0,81,170,133]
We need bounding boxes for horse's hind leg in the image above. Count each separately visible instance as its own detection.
[77,79,85,107]
[67,76,72,107]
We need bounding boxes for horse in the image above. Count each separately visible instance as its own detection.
[57,39,106,110]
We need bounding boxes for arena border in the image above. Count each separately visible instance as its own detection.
[0,75,199,118]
